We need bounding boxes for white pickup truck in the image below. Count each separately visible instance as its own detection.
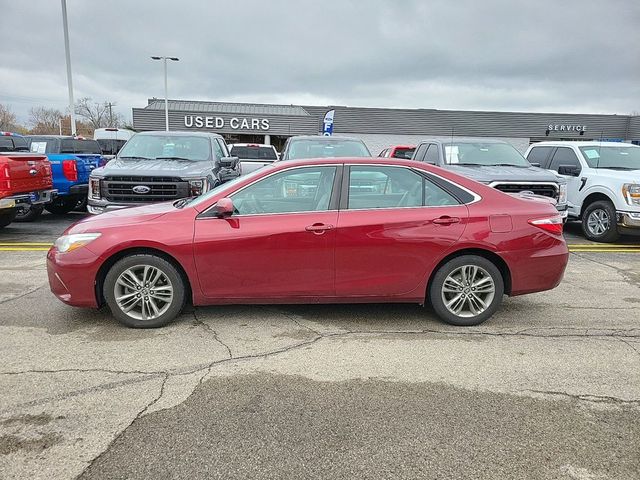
[525,141,640,242]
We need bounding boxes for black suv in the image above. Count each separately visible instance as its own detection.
[87,131,240,214]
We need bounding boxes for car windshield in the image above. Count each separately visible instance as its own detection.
[118,135,211,161]
[391,148,415,159]
[286,139,370,160]
[579,145,640,169]
[231,145,277,160]
[444,142,530,166]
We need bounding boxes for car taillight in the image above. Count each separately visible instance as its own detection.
[62,159,78,182]
[528,216,564,235]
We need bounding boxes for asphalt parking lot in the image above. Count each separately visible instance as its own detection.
[1,213,639,479]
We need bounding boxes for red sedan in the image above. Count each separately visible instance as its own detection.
[47,157,568,328]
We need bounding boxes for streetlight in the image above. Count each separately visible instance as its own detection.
[61,0,76,136]
[151,56,179,131]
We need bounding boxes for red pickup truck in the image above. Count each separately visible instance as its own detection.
[0,133,57,228]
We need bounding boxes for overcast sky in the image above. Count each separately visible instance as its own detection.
[1,0,639,124]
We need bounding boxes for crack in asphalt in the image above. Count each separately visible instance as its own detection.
[192,310,233,358]
[523,389,640,406]
[75,372,170,479]
[0,283,47,305]
[570,252,640,287]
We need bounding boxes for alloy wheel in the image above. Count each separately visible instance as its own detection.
[586,209,610,236]
[113,265,174,321]
[441,265,496,318]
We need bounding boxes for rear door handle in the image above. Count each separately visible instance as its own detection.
[305,223,334,233]
[432,216,460,225]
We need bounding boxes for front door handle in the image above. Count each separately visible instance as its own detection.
[305,223,334,234]
[432,216,460,225]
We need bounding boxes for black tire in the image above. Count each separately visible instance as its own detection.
[581,200,620,243]
[0,209,17,228]
[14,204,44,222]
[75,197,88,212]
[429,255,504,327]
[103,254,186,328]
[45,196,78,215]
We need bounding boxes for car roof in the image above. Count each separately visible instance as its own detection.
[25,135,96,140]
[389,145,416,149]
[230,143,273,148]
[136,130,224,139]
[420,138,509,145]
[288,135,365,142]
[529,141,637,147]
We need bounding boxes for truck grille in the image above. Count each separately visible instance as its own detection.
[103,176,189,203]
[490,182,558,199]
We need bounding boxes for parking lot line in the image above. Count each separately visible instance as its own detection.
[0,242,53,246]
[0,247,51,251]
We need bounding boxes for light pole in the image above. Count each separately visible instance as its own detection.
[151,56,179,131]
[61,0,76,136]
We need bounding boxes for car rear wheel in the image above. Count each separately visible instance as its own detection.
[0,209,17,228]
[45,196,78,215]
[104,254,186,328]
[429,255,504,326]
[15,204,44,222]
[582,200,620,243]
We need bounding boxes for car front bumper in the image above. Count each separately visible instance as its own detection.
[617,211,640,233]
[87,198,143,215]
[47,246,101,307]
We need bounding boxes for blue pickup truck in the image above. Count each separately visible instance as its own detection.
[22,135,104,219]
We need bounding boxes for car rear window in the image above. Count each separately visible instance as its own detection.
[391,148,415,159]
[60,139,102,154]
[287,139,371,160]
[231,146,277,160]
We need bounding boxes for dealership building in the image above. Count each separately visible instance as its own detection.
[132,98,640,154]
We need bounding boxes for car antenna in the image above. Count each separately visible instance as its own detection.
[449,126,455,164]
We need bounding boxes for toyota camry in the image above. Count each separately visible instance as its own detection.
[47,157,568,328]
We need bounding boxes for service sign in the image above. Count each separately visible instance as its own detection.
[547,124,587,132]
[184,115,270,131]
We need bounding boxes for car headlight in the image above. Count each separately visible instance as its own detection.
[188,178,208,197]
[89,177,101,200]
[622,184,640,206]
[54,233,101,253]
[558,183,568,206]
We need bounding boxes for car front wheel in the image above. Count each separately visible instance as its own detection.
[104,254,186,328]
[429,255,504,326]
[582,200,620,243]
[15,204,44,222]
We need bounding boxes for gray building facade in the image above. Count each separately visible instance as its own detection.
[132,99,640,154]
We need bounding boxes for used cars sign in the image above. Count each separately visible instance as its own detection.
[184,115,270,131]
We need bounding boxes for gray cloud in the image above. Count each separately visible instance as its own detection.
[1,0,639,123]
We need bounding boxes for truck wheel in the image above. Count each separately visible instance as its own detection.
[45,196,78,215]
[14,204,44,222]
[429,255,504,326]
[0,209,17,228]
[103,254,186,328]
[582,200,620,243]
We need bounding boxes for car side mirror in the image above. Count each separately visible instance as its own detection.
[220,156,238,168]
[557,165,580,176]
[214,198,234,217]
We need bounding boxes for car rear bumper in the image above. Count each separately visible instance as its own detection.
[7,189,57,206]
[47,246,101,307]
[501,241,569,296]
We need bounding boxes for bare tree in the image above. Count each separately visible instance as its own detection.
[75,97,123,129]
[29,106,64,134]
[0,104,19,131]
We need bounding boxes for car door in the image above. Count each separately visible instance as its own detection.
[547,147,583,216]
[193,165,341,299]
[335,164,468,297]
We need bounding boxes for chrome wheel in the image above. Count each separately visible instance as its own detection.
[586,209,610,236]
[113,265,174,321]
[441,265,496,318]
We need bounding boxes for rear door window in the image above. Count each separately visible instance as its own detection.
[549,147,581,172]
[346,165,459,210]
[424,144,439,164]
[526,146,554,168]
